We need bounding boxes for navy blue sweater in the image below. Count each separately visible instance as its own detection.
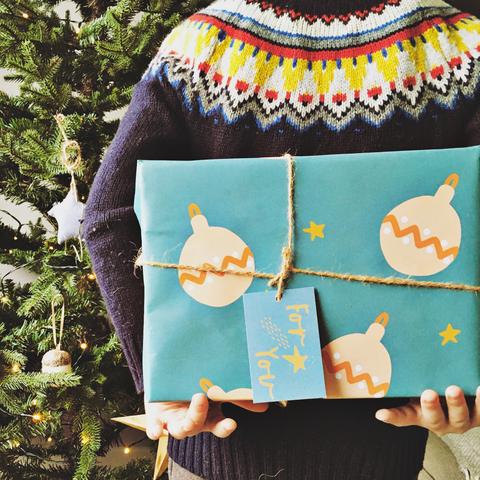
[83,0,480,478]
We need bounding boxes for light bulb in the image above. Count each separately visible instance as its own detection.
[32,412,43,423]
[123,446,131,454]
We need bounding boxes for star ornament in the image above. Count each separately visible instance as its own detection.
[282,345,308,373]
[48,187,85,243]
[303,221,325,241]
[439,323,461,346]
[111,414,169,480]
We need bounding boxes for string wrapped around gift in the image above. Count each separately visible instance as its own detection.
[134,154,480,301]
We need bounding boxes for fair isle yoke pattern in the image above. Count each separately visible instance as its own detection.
[144,0,480,131]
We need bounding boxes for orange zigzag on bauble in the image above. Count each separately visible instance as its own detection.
[382,214,459,260]
[322,350,389,396]
[179,247,253,286]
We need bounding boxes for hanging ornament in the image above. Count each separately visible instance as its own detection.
[322,312,392,399]
[41,295,72,374]
[47,114,85,244]
[178,203,255,307]
[380,173,461,276]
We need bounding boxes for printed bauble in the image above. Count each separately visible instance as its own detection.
[41,349,72,374]
[322,312,391,399]
[178,203,255,307]
[380,174,461,276]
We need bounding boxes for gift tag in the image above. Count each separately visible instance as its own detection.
[242,287,326,403]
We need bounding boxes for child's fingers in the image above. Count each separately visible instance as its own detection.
[473,387,480,426]
[180,393,209,434]
[146,416,166,440]
[206,417,237,438]
[375,402,420,427]
[445,386,470,433]
[420,390,447,433]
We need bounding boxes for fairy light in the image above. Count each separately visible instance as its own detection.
[13,235,18,240]
[1,295,10,304]
[87,272,96,281]
[21,12,29,19]
[32,412,43,423]
[79,341,88,350]
[47,437,53,443]
[123,446,131,454]
[8,249,13,254]
[11,363,20,373]
[31,399,37,406]
[81,433,89,444]
[48,245,54,251]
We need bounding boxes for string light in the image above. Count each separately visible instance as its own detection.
[13,235,18,240]
[21,12,29,19]
[79,341,88,350]
[11,363,20,373]
[123,446,131,454]
[8,249,13,254]
[87,272,96,281]
[31,399,37,406]
[48,245,54,251]
[47,437,53,443]
[81,433,89,444]
[32,412,43,423]
[1,295,10,304]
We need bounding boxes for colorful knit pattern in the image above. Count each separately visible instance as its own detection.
[144,0,480,131]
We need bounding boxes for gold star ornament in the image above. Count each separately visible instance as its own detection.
[303,221,325,241]
[439,323,461,346]
[111,414,169,480]
[282,345,308,373]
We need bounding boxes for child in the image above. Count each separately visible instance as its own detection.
[84,1,480,478]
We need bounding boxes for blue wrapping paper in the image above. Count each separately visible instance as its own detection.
[134,146,480,402]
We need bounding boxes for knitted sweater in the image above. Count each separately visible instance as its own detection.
[83,0,480,478]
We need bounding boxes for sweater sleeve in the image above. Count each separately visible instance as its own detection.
[83,68,185,393]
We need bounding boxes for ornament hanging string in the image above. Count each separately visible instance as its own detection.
[54,113,82,193]
[54,113,84,260]
[49,294,65,351]
[135,154,480,300]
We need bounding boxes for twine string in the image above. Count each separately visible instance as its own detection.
[135,154,480,294]
[54,113,82,174]
[50,294,65,350]
[268,153,295,300]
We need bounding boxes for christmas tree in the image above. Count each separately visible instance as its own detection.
[0,1,208,478]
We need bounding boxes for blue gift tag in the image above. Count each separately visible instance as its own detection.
[242,287,327,403]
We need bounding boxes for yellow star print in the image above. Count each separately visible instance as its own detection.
[282,345,308,373]
[439,323,461,346]
[303,221,325,241]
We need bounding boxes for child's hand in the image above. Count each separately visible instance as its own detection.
[145,393,269,440]
[375,386,480,435]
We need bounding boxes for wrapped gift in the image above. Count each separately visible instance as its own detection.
[134,146,480,402]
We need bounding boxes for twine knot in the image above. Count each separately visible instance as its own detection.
[268,245,294,301]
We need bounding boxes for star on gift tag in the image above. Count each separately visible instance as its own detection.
[111,414,169,480]
[48,186,85,243]
[282,345,308,373]
[439,323,461,346]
